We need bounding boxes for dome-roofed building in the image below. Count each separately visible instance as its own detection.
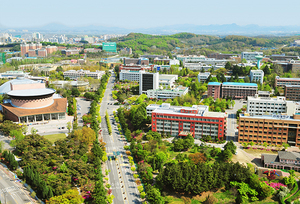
[0,77,43,95]
[1,78,67,123]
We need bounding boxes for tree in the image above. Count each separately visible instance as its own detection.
[189,153,206,164]
[31,127,37,135]
[224,141,237,154]
[71,88,80,97]
[74,127,96,145]
[48,189,84,204]
[67,122,72,133]
[282,142,290,150]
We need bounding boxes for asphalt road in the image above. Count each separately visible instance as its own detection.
[76,97,91,127]
[0,167,32,204]
[226,100,245,141]
[100,72,141,204]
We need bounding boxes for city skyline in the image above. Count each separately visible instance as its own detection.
[0,0,299,29]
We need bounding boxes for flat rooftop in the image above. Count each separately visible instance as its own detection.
[223,82,257,87]
[240,114,299,121]
[208,82,221,86]
[248,96,286,101]
[8,88,55,97]
[276,77,300,81]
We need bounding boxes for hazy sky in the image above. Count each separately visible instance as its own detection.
[0,0,299,28]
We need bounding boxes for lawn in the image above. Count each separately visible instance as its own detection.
[43,133,67,144]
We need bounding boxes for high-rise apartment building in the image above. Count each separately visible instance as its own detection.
[139,72,159,94]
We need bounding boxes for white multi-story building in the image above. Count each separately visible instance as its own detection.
[241,52,263,61]
[250,70,264,84]
[139,72,159,95]
[0,71,29,79]
[159,74,178,88]
[198,72,211,83]
[63,70,105,79]
[119,70,145,81]
[176,55,206,62]
[146,86,188,99]
[246,96,300,116]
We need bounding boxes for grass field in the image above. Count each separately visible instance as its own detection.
[43,133,66,143]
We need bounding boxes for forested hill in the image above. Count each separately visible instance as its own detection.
[109,32,300,56]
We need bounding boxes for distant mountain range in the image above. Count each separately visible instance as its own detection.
[1,23,300,36]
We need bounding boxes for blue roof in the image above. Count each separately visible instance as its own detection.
[208,82,221,85]
[223,82,257,87]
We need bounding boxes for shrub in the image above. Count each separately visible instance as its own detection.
[131,167,136,171]
[124,146,130,150]
[106,184,111,189]
[140,192,146,199]
[30,191,36,198]
[126,151,131,155]
[133,174,139,179]
[135,179,141,185]
[138,185,144,193]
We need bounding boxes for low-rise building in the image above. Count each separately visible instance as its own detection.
[241,51,263,61]
[119,64,153,72]
[50,81,89,90]
[147,103,227,139]
[275,76,300,87]
[119,70,144,81]
[124,58,149,65]
[250,69,264,84]
[63,70,105,80]
[0,71,29,79]
[238,113,300,146]
[146,86,188,99]
[221,82,258,99]
[258,91,271,97]
[198,72,210,83]
[246,96,300,116]
[285,85,300,101]
[61,50,80,56]
[159,74,178,88]
[262,151,300,171]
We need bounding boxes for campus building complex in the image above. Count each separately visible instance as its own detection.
[197,72,210,83]
[221,82,258,99]
[285,85,300,101]
[207,82,258,99]
[147,103,227,139]
[241,52,263,61]
[275,76,300,87]
[250,70,264,84]
[63,70,105,80]
[119,70,144,81]
[238,113,300,147]
[146,86,188,99]
[246,96,300,116]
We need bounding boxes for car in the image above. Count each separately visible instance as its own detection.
[62,127,65,129]
[107,103,109,105]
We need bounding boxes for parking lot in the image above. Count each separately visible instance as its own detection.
[76,97,92,127]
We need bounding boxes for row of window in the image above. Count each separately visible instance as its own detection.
[154,115,221,122]
[240,131,287,135]
[240,121,289,126]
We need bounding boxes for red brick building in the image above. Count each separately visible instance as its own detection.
[275,76,300,87]
[207,82,221,99]
[147,103,227,140]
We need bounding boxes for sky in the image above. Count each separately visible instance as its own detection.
[0,0,300,29]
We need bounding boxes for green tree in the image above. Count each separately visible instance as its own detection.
[66,122,72,133]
